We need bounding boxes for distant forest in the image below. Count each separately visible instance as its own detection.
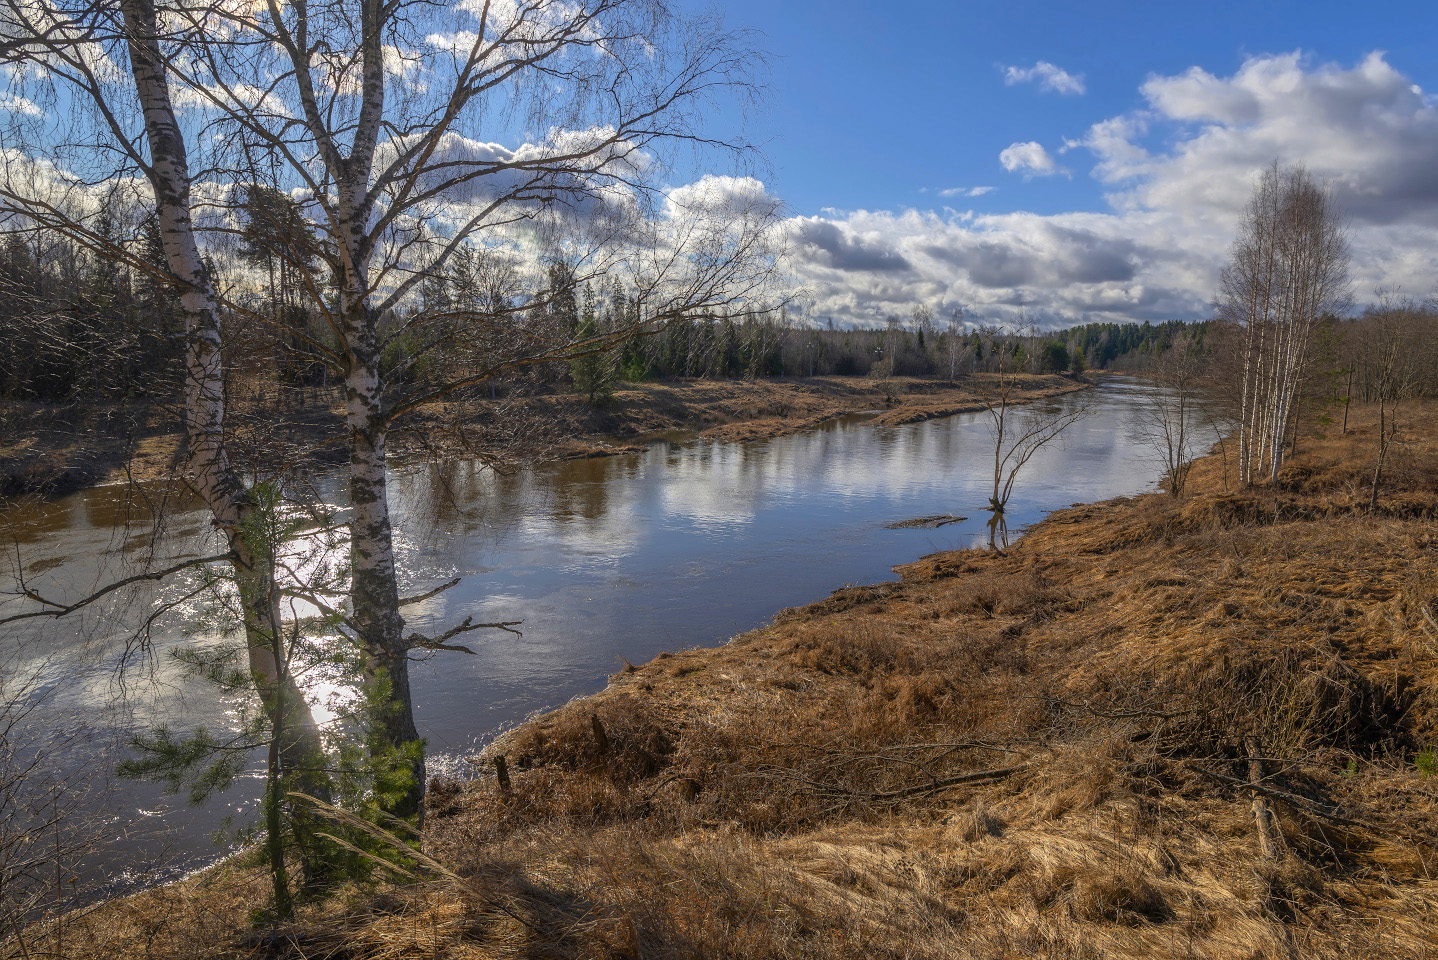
[9,217,1434,411]
[603,316,1211,383]
[0,221,1217,406]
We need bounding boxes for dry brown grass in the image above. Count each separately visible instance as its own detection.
[17,399,1438,959]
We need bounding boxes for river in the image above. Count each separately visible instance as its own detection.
[0,377,1192,897]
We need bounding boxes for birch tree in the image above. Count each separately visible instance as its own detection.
[0,0,332,807]
[3,0,778,820]
[1217,162,1350,486]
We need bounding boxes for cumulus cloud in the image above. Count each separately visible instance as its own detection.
[1122,51,1438,228]
[999,141,1064,178]
[792,217,913,273]
[1002,61,1086,96]
[783,52,1438,329]
[371,126,649,237]
[665,174,770,218]
[0,91,43,118]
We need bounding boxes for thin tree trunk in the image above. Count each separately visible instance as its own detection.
[1342,366,1353,434]
[1370,398,1389,512]
[1288,391,1302,460]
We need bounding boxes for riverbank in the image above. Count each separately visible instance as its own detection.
[0,374,1084,500]
[30,400,1438,959]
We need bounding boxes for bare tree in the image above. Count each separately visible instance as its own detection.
[1217,161,1350,487]
[1356,293,1425,510]
[976,325,1089,524]
[187,0,778,816]
[1136,332,1205,497]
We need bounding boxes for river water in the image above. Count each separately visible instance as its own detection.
[0,378,1187,895]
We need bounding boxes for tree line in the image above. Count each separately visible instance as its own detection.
[0,218,184,402]
[1,217,1215,407]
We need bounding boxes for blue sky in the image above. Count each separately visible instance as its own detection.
[710,0,1438,215]
[675,1,1438,327]
[8,0,1434,329]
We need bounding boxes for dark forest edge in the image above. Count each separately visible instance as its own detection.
[0,228,1162,502]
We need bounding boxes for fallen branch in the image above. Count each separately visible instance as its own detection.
[1028,694,1199,723]
[859,763,1031,802]
[749,762,1031,807]
[1193,766,1363,828]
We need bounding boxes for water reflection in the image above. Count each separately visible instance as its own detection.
[1,378,1183,891]
[986,513,1011,551]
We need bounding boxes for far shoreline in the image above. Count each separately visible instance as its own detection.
[0,372,1094,503]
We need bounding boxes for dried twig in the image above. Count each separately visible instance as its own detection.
[1,551,236,626]
[406,616,523,655]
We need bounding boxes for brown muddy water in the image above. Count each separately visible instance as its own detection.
[0,379,1200,899]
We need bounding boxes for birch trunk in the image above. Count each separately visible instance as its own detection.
[340,295,425,819]
[313,0,427,816]
[120,0,328,794]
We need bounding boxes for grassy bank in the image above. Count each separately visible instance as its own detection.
[0,374,1083,500]
[18,400,1438,959]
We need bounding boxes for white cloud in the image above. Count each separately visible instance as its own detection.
[938,186,995,198]
[665,175,771,218]
[1002,61,1086,96]
[999,141,1064,178]
[0,91,43,118]
[172,82,279,114]
[783,52,1438,329]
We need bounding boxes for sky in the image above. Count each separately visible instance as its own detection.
[7,0,1438,332]
[678,0,1438,328]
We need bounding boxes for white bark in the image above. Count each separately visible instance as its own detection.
[1220,163,1348,487]
[119,0,328,790]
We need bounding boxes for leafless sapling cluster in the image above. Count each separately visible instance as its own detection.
[974,325,1090,537]
[1350,293,1430,510]
[1135,332,1205,498]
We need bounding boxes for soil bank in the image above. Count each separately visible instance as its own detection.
[0,374,1085,500]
